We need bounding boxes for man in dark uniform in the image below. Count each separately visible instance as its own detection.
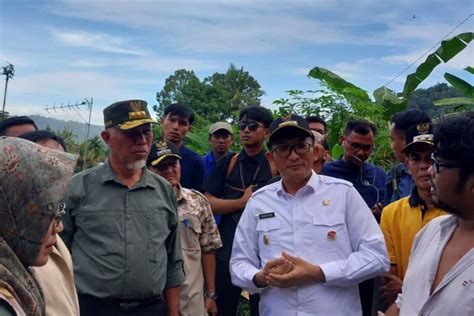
[62,100,185,316]
[204,106,273,316]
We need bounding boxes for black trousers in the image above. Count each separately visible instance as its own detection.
[78,293,166,316]
[359,278,375,316]
[216,258,260,316]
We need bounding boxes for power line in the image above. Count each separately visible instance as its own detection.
[383,13,473,88]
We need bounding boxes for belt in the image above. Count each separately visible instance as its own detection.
[81,294,163,312]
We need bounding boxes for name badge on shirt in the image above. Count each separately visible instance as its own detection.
[259,212,275,220]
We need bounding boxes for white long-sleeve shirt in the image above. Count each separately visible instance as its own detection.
[230,172,389,316]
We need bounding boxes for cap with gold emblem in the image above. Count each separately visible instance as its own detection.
[103,99,156,130]
[401,122,434,154]
[147,140,182,167]
[268,114,314,145]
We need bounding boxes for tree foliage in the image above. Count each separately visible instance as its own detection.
[154,64,265,123]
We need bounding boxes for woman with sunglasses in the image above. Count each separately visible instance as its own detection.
[0,137,76,316]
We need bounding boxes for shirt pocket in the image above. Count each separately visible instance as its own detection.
[256,217,281,259]
[306,214,348,253]
[179,215,202,251]
[147,211,172,262]
[76,207,122,256]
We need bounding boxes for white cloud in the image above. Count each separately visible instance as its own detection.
[52,29,149,56]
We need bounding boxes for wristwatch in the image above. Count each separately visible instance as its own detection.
[204,291,217,300]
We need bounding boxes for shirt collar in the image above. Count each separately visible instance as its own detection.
[408,186,427,208]
[101,158,156,189]
[276,170,318,197]
[239,148,267,163]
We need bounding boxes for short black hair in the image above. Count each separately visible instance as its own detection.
[344,119,377,136]
[18,130,67,152]
[433,111,474,190]
[239,106,272,128]
[391,109,431,133]
[0,116,38,136]
[163,103,195,125]
[305,116,327,131]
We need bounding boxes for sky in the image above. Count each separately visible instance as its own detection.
[1,0,473,125]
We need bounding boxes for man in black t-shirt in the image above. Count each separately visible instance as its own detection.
[204,106,273,316]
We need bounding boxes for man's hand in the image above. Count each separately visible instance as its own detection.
[379,273,403,305]
[204,297,217,316]
[265,252,325,288]
[371,202,384,221]
[239,185,254,208]
[253,256,294,287]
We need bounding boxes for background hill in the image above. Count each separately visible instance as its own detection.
[30,115,103,142]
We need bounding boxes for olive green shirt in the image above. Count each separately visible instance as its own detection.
[61,159,185,299]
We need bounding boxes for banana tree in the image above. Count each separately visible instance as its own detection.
[373,32,473,114]
[432,66,474,110]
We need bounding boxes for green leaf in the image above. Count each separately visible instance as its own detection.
[465,66,474,74]
[403,32,473,98]
[331,143,343,160]
[373,86,407,119]
[444,73,474,97]
[308,67,370,101]
[433,97,474,106]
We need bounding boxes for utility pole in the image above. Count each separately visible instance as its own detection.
[45,98,94,170]
[2,63,15,120]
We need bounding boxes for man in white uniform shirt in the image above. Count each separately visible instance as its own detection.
[230,114,389,315]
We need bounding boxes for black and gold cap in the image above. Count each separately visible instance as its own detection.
[268,114,314,145]
[147,140,182,167]
[401,122,434,154]
[103,99,156,130]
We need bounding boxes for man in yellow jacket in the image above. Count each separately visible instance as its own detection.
[380,123,447,306]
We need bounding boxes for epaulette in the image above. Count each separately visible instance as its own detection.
[252,181,279,197]
[190,189,208,201]
[318,175,354,188]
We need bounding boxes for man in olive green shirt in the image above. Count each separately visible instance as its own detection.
[61,100,185,316]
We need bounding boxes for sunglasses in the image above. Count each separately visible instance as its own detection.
[430,153,461,174]
[238,121,260,132]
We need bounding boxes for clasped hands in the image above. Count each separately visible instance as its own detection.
[253,251,325,288]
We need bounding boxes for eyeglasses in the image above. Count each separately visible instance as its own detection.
[430,153,460,174]
[238,121,260,132]
[407,152,432,165]
[344,140,375,152]
[155,159,179,172]
[272,143,312,157]
[51,202,66,228]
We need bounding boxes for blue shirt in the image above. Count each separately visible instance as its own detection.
[179,145,205,192]
[202,150,221,224]
[385,163,414,205]
[322,157,387,209]
[202,151,217,180]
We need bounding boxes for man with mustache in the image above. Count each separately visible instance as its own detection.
[147,140,222,316]
[61,100,185,316]
[385,112,474,315]
[379,123,447,308]
[322,119,387,315]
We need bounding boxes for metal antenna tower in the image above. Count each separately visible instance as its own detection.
[45,98,94,170]
[2,63,15,119]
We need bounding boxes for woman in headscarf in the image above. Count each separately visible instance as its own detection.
[0,137,77,316]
